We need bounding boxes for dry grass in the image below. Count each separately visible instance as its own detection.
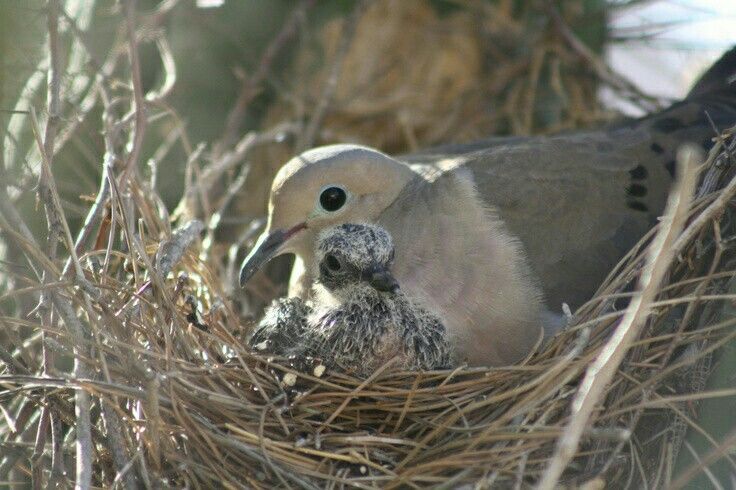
[3,133,736,488]
[1,1,735,488]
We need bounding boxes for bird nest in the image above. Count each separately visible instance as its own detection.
[2,129,735,488]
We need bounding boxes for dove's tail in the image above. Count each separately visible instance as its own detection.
[626,45,736,166]
[687,45,736,99]
[666,45,736,129]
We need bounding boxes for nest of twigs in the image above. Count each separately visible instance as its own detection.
[2,1,734,488]
[2,127,735,487]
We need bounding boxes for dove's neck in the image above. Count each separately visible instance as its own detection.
[377,168,547,366]
[311,282,385,308]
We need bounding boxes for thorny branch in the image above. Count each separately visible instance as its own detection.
[32,0,63,485]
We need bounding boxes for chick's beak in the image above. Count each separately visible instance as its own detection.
[239,223,306,287]
[367,268,400,293]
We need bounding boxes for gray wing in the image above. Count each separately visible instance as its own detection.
[461,129,671,311]
[402,68,736,310]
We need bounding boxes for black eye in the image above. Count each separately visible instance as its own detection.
[324,254,342,272]
[319,186,347,212]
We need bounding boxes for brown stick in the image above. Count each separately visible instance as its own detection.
[216,0,315,155]
[296,0,366,152]
[122,0,146,182]
[32,2,66,486]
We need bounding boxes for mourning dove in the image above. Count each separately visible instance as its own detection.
[241,46,736,367]
[249,224,451,375]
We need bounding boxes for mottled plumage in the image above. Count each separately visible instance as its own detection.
[248,224,451,375]
[309,285,451,375]
[249,297,310,355]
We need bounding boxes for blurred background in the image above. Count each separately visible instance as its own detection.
[3,1,734,234]
[1,0,735,486]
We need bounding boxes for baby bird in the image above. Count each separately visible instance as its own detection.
[248,224,451,376]
[248,297,310,354]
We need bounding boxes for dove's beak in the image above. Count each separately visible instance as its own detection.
[239,222,306,287]
[367,267,400,293]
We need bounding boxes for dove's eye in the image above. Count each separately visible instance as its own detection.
[319,186,347,212]
[324,254,342,272]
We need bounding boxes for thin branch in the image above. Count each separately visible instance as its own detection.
[43,0,61,160]
[296,0,365,152]
[122,0,146,181]
[216,0,314,154]
[54,10,124,157]
[33,2,62,485]
[545,3,663,112]
[29,108,97,300]
[670,428,736,490]
[172,122,298,221]
[154,220,205,275]
[146,36,177,103]
[0,203,94,490]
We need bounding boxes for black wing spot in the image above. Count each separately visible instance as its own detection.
[650,142,665,154]
[627,201,649,212]
[626,183,648,197]
[665,160,676,178]
[652,117,686,133]
[629,165,648,180]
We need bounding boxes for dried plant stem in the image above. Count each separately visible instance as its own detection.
[546,3,662,112]
[173,122,298,221]
[101,401,138,490]
[538,146,701,490]
[670,427,736,490]
[123,0,146,182]
[0,202,95,489]
[672,150,736,254]
[217,0,315,154]
[33,1,63,486]
[296,0,366,152]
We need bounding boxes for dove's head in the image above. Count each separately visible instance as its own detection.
[315,223,399,293]
[239,145,413,287]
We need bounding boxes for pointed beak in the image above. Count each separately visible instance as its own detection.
[239,222,306,287]
[367,268,400,293]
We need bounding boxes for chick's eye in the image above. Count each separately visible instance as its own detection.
[324,254,342,272]
[319,186,347,212]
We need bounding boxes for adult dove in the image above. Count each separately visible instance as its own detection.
[240,46,736,367]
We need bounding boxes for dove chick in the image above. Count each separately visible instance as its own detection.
[248,223,452,376]
[248,297,310,355]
